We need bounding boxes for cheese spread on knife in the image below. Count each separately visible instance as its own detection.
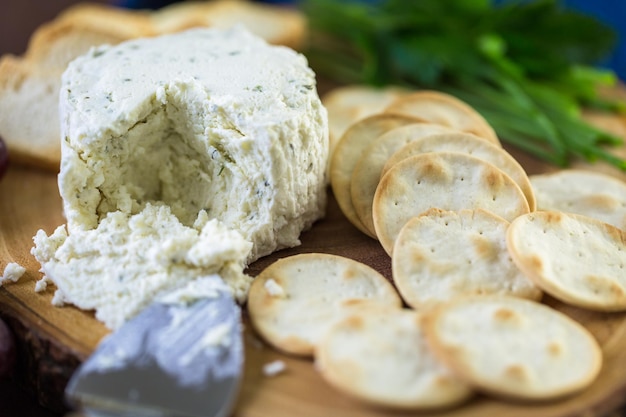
[31,27,329,329]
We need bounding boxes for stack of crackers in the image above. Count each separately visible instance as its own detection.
[247,86,626,410]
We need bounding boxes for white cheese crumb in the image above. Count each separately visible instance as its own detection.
[0,262,26,286]
[264,278,286,298]
[263,360,287,377]
[34,276,52,293]
[32,204,253,329]
[51,289,67,307]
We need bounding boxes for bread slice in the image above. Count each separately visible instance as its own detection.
[0,0,306,171]
[0,57,63,170]
[152,0,306,50]
[0,5,149,170]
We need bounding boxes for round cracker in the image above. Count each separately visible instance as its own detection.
[423,295,602,400]
[247,253,402,356]
[506,210,626,311]
[322,85,408,154]
[384,90,500,145]
[330,113,423,237]
[380,132,536,211]
[530,169,626,230]
[350,123,459,236]
[372,152,530,255]
[315,306,473,410]
[393,208,542,309]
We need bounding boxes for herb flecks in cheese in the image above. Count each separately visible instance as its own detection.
[58,27,328,262]
[32,204,253,329]
[33,27,328,329]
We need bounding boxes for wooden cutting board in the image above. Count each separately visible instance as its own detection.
[1,111,626,416]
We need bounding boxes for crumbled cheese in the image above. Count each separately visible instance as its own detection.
[0,262,26,285]
[264,278,286,298]
[34,276,52,293]
[32,204,253,329]
[51,289,66,307]
[263,360,287,377]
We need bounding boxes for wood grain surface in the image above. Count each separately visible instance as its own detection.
[1,114,626,417]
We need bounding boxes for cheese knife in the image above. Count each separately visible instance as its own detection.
[65,274,244,417]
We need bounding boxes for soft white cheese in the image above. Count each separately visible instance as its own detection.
[58,26,328,262]
[0,262,26,285]
[51,289,67,307]
[34,276,52,293]
[33,27,328,329]
[32,203,253,329]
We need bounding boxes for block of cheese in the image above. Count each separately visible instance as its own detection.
[58,27,328,262]
[32,27,327,329]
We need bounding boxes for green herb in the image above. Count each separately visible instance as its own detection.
[302,0,626,169]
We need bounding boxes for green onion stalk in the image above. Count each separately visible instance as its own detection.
[302,0,626,170]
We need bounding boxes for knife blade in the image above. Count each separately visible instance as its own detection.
[65,274,244,417]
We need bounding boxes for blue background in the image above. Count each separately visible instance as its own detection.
[561,0,625,80]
